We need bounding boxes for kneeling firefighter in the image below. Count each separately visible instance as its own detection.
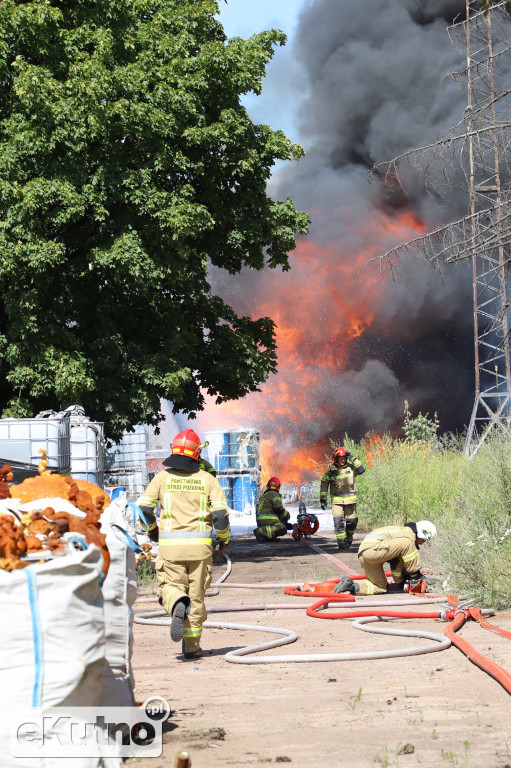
[253,477,293,542]
[333,520,438,595]
[136,429,230,659]
[320,446,365,549]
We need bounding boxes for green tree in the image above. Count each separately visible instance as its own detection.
[0,0,309,439]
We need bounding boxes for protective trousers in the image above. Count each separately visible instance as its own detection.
[254,522,288,540]
[357,546,391,595]
[156,554,211,653]
[332,502,358,546]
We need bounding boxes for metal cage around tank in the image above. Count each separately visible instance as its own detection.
[104,425,149,500]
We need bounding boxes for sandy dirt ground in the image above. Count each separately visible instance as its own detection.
[127,526,511,768]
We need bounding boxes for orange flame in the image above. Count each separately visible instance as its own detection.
[199,210,424,484]
[364,434,383,468]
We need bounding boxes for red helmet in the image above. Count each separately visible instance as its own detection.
[333,446,347,462]
[267,476,281,491]
[172,429,201,461]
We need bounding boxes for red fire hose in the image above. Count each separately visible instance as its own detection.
[443,607,511,695]
[288,575,511,695]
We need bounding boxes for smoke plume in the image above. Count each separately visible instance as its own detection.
[196,0,481,481]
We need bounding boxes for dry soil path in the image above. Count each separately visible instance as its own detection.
[127,531,511,768]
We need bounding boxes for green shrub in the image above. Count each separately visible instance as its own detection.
[432,433,511,608]
[356,434,461,530]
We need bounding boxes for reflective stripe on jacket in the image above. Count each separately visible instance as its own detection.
[137,468,229,560]
[256,489,289,525]
[319,459,364,505]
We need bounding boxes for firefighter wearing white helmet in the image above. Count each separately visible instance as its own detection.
[333,519,437,596]
[136,429,229,659]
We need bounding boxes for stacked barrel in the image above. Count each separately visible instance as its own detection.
[204,428,260,515]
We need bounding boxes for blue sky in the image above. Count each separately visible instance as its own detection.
[216,0,310,142]
[217,0,304,40]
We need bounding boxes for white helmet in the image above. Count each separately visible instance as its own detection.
[416,519,437,541]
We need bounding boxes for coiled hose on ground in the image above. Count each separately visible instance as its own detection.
[134,545,510,693]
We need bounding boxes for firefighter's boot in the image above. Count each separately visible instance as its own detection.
[332,575,359,595]
[334,516,348,549]
[170,597,191,642]
[345,516,358,548]
[182,641,203,660]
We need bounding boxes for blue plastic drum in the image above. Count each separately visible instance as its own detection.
[203,430,231,472]
[232,474,259,515]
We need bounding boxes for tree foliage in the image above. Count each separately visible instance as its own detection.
[0,0,309,439]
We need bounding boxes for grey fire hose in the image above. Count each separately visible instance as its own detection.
[134,610,452,663]
[134,548,490,664]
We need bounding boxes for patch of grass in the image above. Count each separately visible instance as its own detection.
[432,432,511,609]
[374,744,389,766]
[136,558,157,591]
[347,687,363,712]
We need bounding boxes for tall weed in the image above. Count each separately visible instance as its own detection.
[356,435,461,529]
[432,433,511,608]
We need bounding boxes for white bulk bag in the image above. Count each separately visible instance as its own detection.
[0,545,120,768]
[98,500,140,708]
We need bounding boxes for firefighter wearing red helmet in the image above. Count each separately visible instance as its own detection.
[320,445,365,550]
[253,476,292,542]
[136,428,229,659]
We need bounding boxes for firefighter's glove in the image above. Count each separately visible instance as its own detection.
[148,526,159,543]
[320,499,327,511]
[285,522,294,531]
[216,540,228,552]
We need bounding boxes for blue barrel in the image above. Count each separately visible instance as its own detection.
[218,476,233,508]
[228,429,260,470]
[108,486,126,500]
[232,473,259,515]
[204,430,230,472]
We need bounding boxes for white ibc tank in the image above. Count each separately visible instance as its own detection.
[0,417,70,471]
[70,422,104,484]
[105,425,148,470]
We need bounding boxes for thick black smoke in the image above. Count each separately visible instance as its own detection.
[199,0,482,458]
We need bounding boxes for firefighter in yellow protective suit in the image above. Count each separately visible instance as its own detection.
[253,476,293,542]
[332,520,438,595]
[320,446,365,549]
[136,429,230,659]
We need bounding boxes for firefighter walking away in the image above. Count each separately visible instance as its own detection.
[136,429,230,659]
[320,445,365,549]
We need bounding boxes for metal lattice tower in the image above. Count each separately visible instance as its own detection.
[453,1,511,456]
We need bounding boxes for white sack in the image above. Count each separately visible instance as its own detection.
[0,545,121,768]
[98,500,140,708]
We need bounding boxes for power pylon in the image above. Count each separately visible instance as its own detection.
[454,1,511,456]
